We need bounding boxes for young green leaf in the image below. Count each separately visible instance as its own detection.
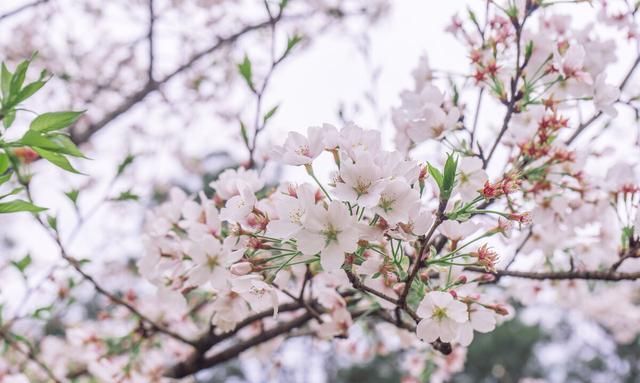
[285,34,303,56]
[441,154,458,200]
[427,162,443,190]
[47,134,85,158]
[46,215,58,230]
[0,187,23,200]
[33,147,81,174]
[9,59,30,97]
[11,254,31,273]
[14,80,47,105]
[116,154,136,177]
[2,110,15,129]
[65,189,80,204]
[237,54,253,90]
[1,63,12,101]
[0,173,10,186]
[30,111,84,132]
[0,151,8,174]
[263,105,279,124]
[0,200,46,214]
[113,190,139,201]
[240,120,249,147]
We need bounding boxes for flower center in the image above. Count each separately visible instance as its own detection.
[432,307,448,321]
[322,224,339,243]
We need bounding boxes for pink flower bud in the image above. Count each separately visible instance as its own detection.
[492,304,509,316]
[231,262,252,276]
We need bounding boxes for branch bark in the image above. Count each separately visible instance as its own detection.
[0,0,49,22]
[165,310,315,378]
[467,267,640,281]
[70,11,309,145]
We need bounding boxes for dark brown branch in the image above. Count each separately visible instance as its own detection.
[467,267,640,281]
[165,310,315,378]
[484,10,533,168]
[71,12,308,145]
[62,253,197,347]
[147,0,156,81]
[399,199,447,307]
[0,0,49,22]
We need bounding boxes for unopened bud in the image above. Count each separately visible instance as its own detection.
[419,270,431,283]
[448,290,458,299]
[456,275,467,284]
[492,304,509,316]
[231,262,253,276]
[12,147,39,164]
[478,273,496,283]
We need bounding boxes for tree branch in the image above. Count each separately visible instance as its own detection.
[165,310,315,378]
[566,54,640,144]
[0,0,49,22]
[467,267,640,281]
[71,11,309,145]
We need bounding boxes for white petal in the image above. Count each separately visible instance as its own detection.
[416,319,439,343]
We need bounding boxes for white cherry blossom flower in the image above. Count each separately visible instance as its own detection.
[438,220,479,242]
[210,167,264,200]
[416,291,468,343]
[295,201,360,271]
[333,152,385,207]
[267,183,317,238]
[273,126,325,165]
[371,179,420,225]
[456,304,497,346]
[180,191,221,240]
[219,185,257,223]
[187,236,244,288]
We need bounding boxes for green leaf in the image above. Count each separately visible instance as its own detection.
[9,59,30,97]
[239,120,249,147]
[1,63,12,101]
[525,40,534,62]
[285,34,303,56]
[46,215,57,230]
[113,190,139,201]
[0,187,23,200]
[0,173,10,186]
[11,254,31,273]
[237,54,253,90]
[33,147,81,174]
[441,154,458,200]
[20,130,85,158]
[0,200,46,214]
[30,111,84,132]
[263,105,279,124]
[65,189,79,204]
[427,162,443,190]
[20,129,56,148]
[47,134,85,157]
[2,109,15,129]
[14,80,46,105]
[116,154,136,177]
[0,151,8,174]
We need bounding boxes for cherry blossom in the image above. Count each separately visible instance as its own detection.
[416,291,468,343]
